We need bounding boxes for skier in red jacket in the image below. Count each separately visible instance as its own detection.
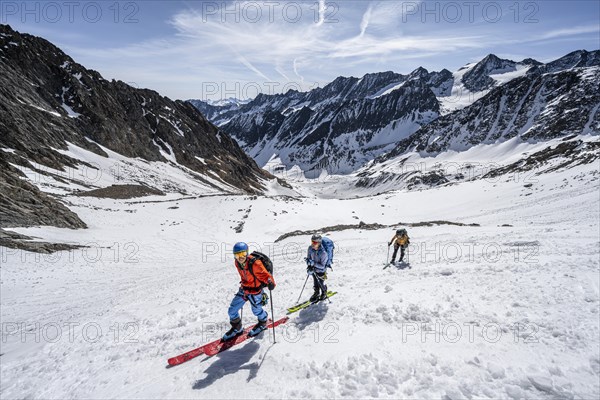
[223,242,276,340]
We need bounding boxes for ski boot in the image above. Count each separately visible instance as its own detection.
[248,319,267,337]
[309,288,321,303]
[319,285,329,301]
[222,318,243,341]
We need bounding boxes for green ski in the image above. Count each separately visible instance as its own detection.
[286,291,337,314]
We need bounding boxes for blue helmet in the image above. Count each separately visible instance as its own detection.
[233,242,249,254]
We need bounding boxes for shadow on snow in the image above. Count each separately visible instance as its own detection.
[292,301,330,331]
[192,341,266,389]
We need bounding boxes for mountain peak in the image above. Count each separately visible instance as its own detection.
[481,53,502,62]
[520,58,543,66]
[461,54,518,91]
[479,53,517,67]
[409,67,429,78]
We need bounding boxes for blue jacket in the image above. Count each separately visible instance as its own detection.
[307,245,329,273]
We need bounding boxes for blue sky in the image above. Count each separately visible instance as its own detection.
[2,1,599,100]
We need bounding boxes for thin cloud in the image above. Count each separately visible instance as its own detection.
[535,25,599,41]
[237,54,271,81]
[315,0,326,27]
[329,34,487,58]
[359,5,372,37]
[275,64,291,81]
[293,58,305,83]
[40,1,598,100]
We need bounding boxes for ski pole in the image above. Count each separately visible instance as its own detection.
[386,244,390,264]
[296,273,310,303]
[269,289,276,343]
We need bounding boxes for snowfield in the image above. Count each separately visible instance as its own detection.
[1,149,599,399]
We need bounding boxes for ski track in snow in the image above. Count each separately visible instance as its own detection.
[1,163,599,399]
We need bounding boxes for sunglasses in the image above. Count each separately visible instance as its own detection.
[311,241,321,245]
[234,251,248,258]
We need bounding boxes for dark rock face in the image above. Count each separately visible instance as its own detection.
[427,69,454,97]
[0,24,272,228]
[0,157,86,229]
[0,228,86,253]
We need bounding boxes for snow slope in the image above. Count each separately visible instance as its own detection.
[438,63,531,115]
[438,63,490,115]
[1,159,599,398]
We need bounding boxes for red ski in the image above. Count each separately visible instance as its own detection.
[167,341,212,366]
[167,316,289,366]
[204,317,289,356]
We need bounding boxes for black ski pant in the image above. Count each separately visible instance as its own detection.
[391,245,405,262]
[312,272,327,294]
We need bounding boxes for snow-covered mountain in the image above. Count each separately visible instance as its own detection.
[187,97,251,121]
[206,97,250,107]
[460,54,540,93]
[0,24,278,230]
[190,51,599,177]
[385,66,600,156]
[350,65,600,191]
[189,69,453,174]
[529,49,600,75]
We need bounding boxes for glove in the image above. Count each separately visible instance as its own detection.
[306,265,315,274]
[267,281,275,290]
